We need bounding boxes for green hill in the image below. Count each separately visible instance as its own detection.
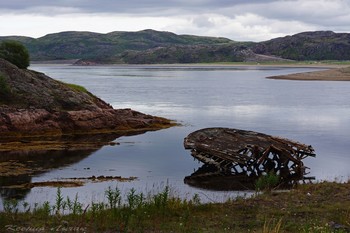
[1,30,350,63]
[0,29,232,62]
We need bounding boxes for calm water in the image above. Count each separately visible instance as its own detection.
[1,64,350,208]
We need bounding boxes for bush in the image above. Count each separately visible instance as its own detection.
[255,172,280,192]
[0,73,11,101]
[0,40,30,69]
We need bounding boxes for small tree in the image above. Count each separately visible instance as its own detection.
[0,40,30,69]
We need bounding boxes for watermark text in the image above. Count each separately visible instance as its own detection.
[5,225,86,232]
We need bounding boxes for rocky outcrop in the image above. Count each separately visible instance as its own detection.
[0,58,173,137]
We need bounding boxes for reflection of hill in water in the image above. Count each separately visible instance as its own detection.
[0,132,144,201]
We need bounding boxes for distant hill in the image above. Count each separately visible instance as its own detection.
[0,29,232,62]
[120,43,290,64]
[1,30,350,63]
[253,31,350,60]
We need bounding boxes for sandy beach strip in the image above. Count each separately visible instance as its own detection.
[267,66,350,81]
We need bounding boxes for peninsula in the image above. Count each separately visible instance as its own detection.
[0,58,174,140]
[267,66,350,81]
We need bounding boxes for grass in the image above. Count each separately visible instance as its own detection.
[56,79,91,95]
[1,181,350,232]
[65,83,89,93]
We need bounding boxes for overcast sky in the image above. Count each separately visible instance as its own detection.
[0,0,349,42]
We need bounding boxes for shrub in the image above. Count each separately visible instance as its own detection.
[0,73,11,101]
[0,40,30,69]
[255,172,280,192]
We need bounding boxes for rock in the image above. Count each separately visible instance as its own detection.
[0,58,174,137]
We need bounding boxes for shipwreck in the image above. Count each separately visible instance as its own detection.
[184,128,316,190]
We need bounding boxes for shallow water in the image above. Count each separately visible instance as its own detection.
[1,65,350,208]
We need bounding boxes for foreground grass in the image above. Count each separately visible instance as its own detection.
[1,182,349,232]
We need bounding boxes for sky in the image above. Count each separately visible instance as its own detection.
[0,0,349,42]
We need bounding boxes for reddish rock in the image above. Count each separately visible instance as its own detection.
[0,59,173,138]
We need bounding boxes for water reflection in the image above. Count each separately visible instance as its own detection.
[0,132,147,201]
[0,150,94,200]
[184,164,313,191]
[184,165,257,191]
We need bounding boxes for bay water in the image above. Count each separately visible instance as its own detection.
[1,64,349,208]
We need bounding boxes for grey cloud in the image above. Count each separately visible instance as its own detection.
[237,0,350,26]
[0,0,276,14]
[1,0,348,40]
[192,16,215,28]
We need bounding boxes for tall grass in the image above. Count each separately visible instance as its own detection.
[2,182,349,232]
[262,218,283,233]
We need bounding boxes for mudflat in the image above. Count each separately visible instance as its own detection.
[267,66,350,81]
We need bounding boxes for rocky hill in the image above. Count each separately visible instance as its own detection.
[253,31,350,60]
[1,30,350,63]
[0,58,173,137]
[119,43,290,64]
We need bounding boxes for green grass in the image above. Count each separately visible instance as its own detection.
[1,181,349,232]
[58,80,95,98]
[64,82,89,94]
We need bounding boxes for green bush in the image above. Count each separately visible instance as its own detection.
[0,73,11,101]
[0,40,30,69]
[255,172,280,192]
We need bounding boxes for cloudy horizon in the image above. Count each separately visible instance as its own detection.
[1,0,349,42]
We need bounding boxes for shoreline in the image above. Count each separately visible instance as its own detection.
[267,66,350,81]
[30,60,350,81]
[30,60,350,69]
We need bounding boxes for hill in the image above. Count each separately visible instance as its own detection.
[253,31,350,60]
[0,58,173,138]
[0,29,232,62]
[1,30,350,63]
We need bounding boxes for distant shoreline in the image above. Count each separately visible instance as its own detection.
[30,60,349,68]
[30,60,350,81]
[267,66,350,81]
